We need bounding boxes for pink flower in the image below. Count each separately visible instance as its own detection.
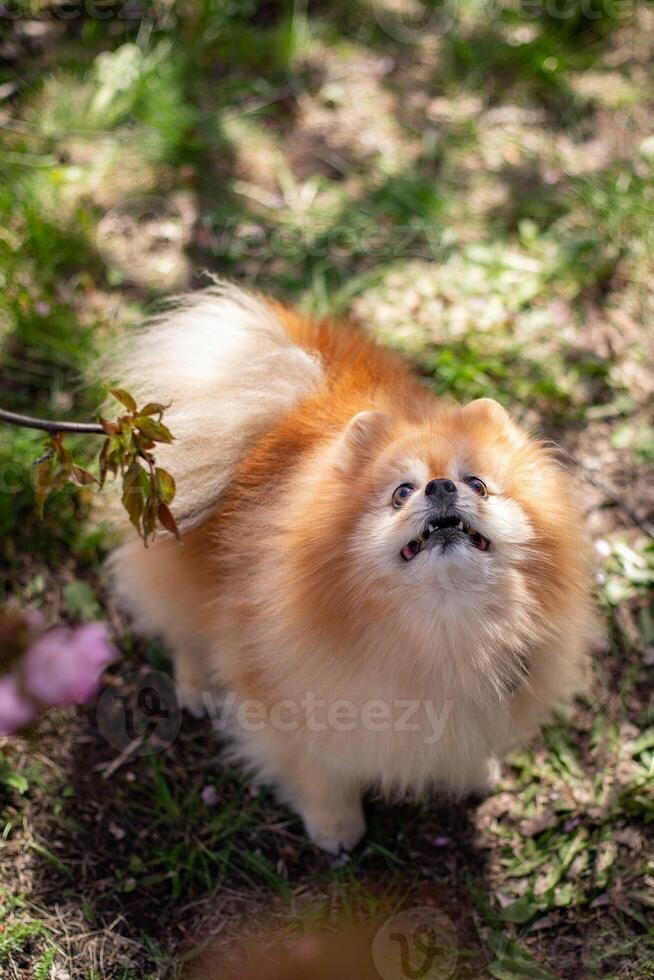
[201,784,219,807]
[24,622,117,708]
[0,674,35,735]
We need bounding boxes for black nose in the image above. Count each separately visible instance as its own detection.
[425,478,457,500]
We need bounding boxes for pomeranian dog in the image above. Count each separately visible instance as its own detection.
[109,281,594,853]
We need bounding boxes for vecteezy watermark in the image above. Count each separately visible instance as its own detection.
[201,691,454,746]
[95,675,455,753]
[0,0,175,24]
[521,0,641,19]
[95,193,192,290]
[372,906,458,980]
[370,0,456,44]
[369,0,641,45]
[96,668,181,756]
[195,214,451,264]
[1,0,644,23]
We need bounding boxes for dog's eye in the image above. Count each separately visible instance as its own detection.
[465,476,488,497]
[392,483,415,508]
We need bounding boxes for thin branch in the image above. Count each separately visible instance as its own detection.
[560,448,654,541]
[0,408,105,435]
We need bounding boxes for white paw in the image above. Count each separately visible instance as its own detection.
[176,683,207,719]
[303,806,366,855]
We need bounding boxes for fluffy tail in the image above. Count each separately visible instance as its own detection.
[107,281,324,531]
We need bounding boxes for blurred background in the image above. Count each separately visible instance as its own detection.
[0,2,653,977]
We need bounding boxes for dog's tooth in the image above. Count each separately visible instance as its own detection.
[427,523,435,533]
[458,520,464,530]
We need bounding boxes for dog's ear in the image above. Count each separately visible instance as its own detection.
[334,410,391,471]
[463,398,526,446]
[463,398,511,424]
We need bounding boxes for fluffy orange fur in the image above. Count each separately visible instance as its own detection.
[109,283,594,853]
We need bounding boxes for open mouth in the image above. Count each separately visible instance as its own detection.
[401,515,491,561]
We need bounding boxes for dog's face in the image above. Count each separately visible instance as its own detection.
[347,400,537,597]
[310,396,586,624]
[287,396,588,664]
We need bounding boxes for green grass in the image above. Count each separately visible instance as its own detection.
[0,1,653,976]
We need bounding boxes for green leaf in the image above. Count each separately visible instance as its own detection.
[140,402,169,416]
[136,417,174,443]
[33,948,57,980]
[489,959,556,980]
[155,467,176,504]
[499,897,543,923]
[122,462,149,536]
[120,419,135,441]
[632,729,654,756]
[487,935,556,980]
[109,388,137,413]
[1,769,29,795]
[558,828,588,870]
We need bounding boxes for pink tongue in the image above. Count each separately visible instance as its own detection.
[402,542,419,561]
